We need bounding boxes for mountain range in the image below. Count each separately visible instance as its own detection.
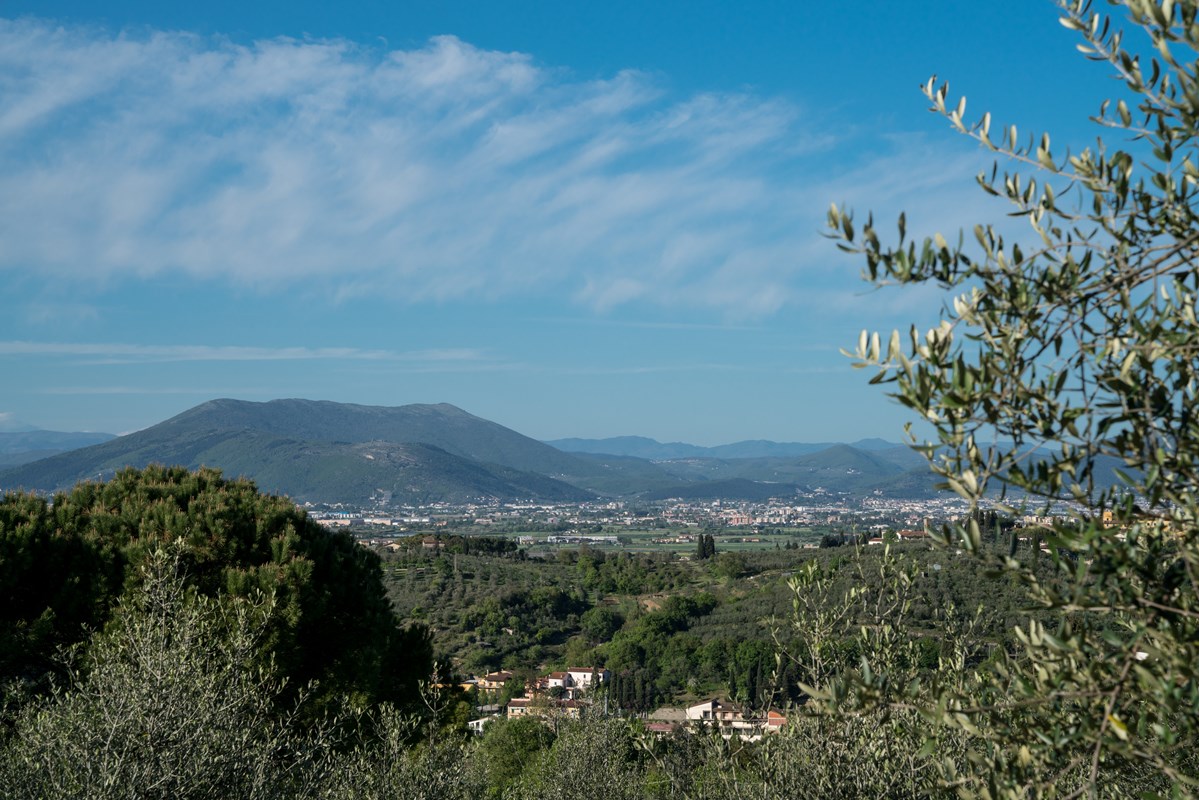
[0,399,940,504]
[0,429,118,468]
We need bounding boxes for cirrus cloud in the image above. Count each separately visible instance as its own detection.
[0,339,486,364]
[0,18,984,314]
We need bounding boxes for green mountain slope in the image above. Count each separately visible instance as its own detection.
[197,435,593,505]
[159,399,594,474]
[0,401,595,504]
[559,452,699,495]
[0,399,948,502]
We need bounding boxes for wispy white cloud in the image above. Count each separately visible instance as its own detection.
[546,361,849,377]
[0,19,987,313]
[536,316,761,332]
[0,340,486,364]
[37,386,273,396]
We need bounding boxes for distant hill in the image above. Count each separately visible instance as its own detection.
[546,435,903,460]
[860,466,942,499]
[0,399,950,503]
[562,452,697,495]
[546,436,710,460]
[869,446,930,471]
[705,440,836,459]
[603,444,915,493]
[161,399,591,475]
[571,443,935,500]
[0,429,117,467]
[0,400,594,504]
[191,434,593,505]
[640,478,800,502]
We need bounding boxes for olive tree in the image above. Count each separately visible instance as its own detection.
[0,546,337,800]
[827,0,1199,796]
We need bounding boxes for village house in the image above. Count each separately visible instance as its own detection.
[684,698,786,740]
[506,697,584,719]
[686,698,745,727]
[895,529,929,541]
[529,671,575,698]
[477,670,514,691]
[566,666,608,690]
[528,667,608,700]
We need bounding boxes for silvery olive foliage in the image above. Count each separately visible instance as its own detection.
[316,704,486,800]
[828,0,1199,796]
[510,717,645,800]
[0,546,337,800]
[774,550,981,799]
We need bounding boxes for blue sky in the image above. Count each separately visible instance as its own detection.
[0,1,1115,443]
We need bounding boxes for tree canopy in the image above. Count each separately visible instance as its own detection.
[828,0,1199,795]
[0,465,431,713]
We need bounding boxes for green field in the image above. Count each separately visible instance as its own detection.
[358,525,832,558]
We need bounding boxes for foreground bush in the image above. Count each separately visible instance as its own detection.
[0,547,335,800]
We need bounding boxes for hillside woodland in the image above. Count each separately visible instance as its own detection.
[380,531,1050,713]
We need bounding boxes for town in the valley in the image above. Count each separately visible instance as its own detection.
[304,488,1078,739]
[307,490,1069,552]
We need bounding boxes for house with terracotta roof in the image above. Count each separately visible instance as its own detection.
[685,698,787,740]
[529,666,609,700]
[478,670,515,691]
[896,529,930,541]
[506,697,584,719]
